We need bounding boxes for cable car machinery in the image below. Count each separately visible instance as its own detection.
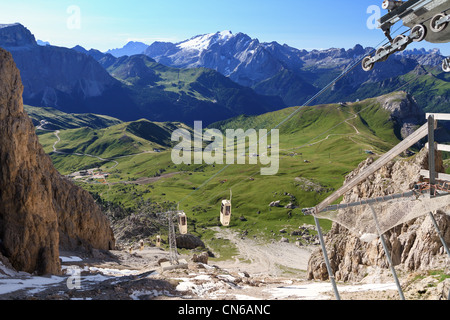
[362,0,450,72]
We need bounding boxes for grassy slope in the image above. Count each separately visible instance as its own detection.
[399,67,450,113]
[25,105,122,130]
[107,55,240,103]
[37,119,191,174]
[105,55,285,123]
[36,93,403,247]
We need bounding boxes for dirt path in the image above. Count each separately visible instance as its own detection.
[211,227,314,278]
[110,172,183,185]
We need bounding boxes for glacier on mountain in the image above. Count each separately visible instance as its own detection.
[178,30,233,51]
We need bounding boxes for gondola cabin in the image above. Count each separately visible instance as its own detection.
[220,199,232,226]
[177,211,188,235]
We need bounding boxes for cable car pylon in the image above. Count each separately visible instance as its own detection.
[159,208,188,272]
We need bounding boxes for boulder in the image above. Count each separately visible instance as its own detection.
[284,203,296,209]
[192,252,209,264]
[269,201,281,207]
[176,234,205,249]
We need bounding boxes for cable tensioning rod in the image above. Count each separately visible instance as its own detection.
[369,204,406,300]
[303,190,417,215]
[314,216,341,300]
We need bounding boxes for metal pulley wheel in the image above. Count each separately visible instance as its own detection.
[382,0,405,11]
[430,13,448,33]
[393,34,408,52]
[362,56,374,72]
[376,47,389,62]
[443,58,450,73]
[411,24,426,42]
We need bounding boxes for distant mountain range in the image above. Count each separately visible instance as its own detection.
[145,30,308,87]
[1,24,449,126]
[106,41,149,58]
[0,24,284,125]
[142,30,449,111]
[0,23,140,121]
[107,30,450,112]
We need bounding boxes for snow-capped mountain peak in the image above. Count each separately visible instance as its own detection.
[177,30,234,51]
[217,30,233,41]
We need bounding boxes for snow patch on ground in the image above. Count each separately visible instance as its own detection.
[0,275,63,295]
[266,282,398,300]
[60,256,83,263]
[88,266,142,277]
[174,273,398,300]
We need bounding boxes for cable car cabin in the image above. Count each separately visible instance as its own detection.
[177,211,188,235]
[156,235,161,247]
[220,200,232,226]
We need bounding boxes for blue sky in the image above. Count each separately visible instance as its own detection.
[0,0,448,54]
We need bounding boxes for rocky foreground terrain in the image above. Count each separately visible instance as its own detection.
[0,230,449,301]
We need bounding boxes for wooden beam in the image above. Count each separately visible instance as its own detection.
[425,143,450,153]
[426,113,450,121]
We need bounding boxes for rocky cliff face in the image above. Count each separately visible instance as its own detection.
[0,48,115,275]
[0,23,36,47]
[0,23,115,101]
[307,148,450,282]
[377,91,425,139]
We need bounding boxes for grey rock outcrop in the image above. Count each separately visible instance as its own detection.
[0,48,115,275]
[192,252,209,264]
[269,201,281,207]
[376,91,425,139]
